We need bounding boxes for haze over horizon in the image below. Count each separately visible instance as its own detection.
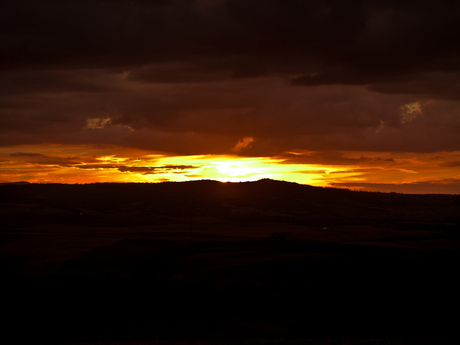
[2,0,460,193]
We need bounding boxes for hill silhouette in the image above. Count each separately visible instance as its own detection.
[1,179,459,343]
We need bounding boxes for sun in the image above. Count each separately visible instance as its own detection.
[215,160,264,177]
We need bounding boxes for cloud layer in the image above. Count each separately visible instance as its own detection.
[1,1,460,191]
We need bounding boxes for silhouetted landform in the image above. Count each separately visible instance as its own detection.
[1,179,459,344]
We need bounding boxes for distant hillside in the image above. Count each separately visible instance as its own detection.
[0,181,30,186]
[2,179,460,343]
[1,179,459,230]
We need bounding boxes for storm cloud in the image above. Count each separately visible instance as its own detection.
[1,0,460,188]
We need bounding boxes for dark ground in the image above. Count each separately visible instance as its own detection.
[1,180,459,344]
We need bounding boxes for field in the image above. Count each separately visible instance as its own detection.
[1,180,459,344]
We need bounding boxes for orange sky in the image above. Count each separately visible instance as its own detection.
[2,2,460,193]
[1,144,459,194]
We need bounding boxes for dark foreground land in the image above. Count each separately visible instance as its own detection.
[1,180,459,344]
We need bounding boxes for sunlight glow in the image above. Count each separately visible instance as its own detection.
[0,145,348,186]
[2,144,460,193]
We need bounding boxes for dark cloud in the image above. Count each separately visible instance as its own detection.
[368,73,460,101]
[2,1,460,80]
[1,77,459,154]
[279,151,373,166]
[442,161,460,167]
[375,158,395,162]
[10,152,45,157]
[292,170,328,175]
[1,0,460,157]
[75,164,119,170]
[277,151,402,167]
[118,165,199,173]
[73,164,199,173]
[0,69,122,96]
[8,152,83,166]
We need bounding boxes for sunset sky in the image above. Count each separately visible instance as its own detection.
[1,0,460,193]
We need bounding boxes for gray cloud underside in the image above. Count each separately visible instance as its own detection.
[1,0,460,155]
[3,1,460,81]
